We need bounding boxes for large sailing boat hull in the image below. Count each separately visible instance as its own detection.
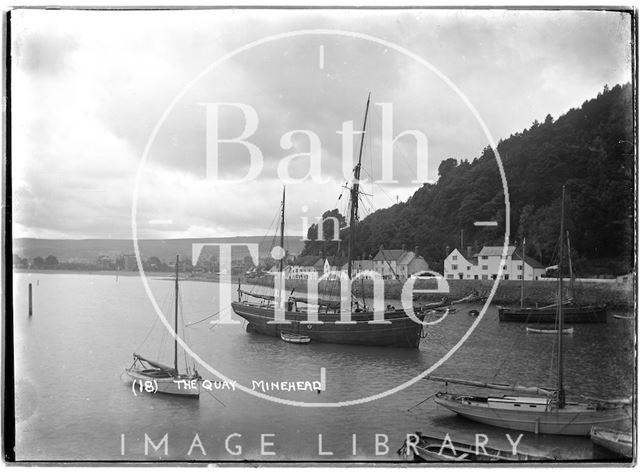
[434,393,628,436]
[231,302,425,348]
[498,304,607,323]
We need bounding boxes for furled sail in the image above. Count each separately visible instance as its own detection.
[427,375,555,396]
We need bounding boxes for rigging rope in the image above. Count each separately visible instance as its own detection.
[202,385,227,407]
[185,306,230,327]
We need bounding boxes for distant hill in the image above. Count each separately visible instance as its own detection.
[302,83,634,276]
[12,236,306,263]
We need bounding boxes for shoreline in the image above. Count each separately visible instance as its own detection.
[11,269,633,308]
[12,268,242,283]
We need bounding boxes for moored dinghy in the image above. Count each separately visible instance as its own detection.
[526,326,574,335]
[397,432,555,462]
[590,426,632,458]
[280,331,311,344]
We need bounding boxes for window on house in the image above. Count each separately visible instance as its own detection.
[481,275,488,280]
[517,264,523,270]
[517,275,522,280]
[452,264,458,270]
[503,265,507,270]
[467,266,471,270]
[504,275,509,280]
[482,265,488,270]
[452,255,457,260]
[481,256,488,260]
[447,274,454,279]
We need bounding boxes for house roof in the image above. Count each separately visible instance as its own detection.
[477,246,516,257]
[373,249,406,262]
[325,256,348,266]
[512,251,545,269]
[292,256,322,267]
[398,251,419,265]
[445,248,472,262]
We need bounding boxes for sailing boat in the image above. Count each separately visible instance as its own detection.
[431,187,629,435]
[125,255,200,398]
[230,94,429,348]
[498,230,607,323]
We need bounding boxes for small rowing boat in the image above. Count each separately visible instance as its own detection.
[280,331,311,344]
[526,327,573,335]
[590,426,632,458]
[398,432,554,462]
[613,314,634,320]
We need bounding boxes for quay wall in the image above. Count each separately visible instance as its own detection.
[245,276,634,308]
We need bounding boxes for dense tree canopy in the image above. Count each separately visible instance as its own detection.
[302,83,634,275]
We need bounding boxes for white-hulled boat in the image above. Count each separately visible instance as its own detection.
[526,327,574,335]
[430,187,630,435]
[280,331,311,344]
[590,426,632,458]
[125,255,200,398]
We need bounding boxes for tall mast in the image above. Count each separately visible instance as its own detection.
[566,230,575,301]
[557,186,566,408]
[347,92,371,279]
[174,254,179,374]
[520,237,526,308]
[280,186,285,273]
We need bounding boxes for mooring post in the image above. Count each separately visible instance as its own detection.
[28,283,33,317]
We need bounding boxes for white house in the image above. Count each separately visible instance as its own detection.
[341,259,376,279]
[324,256,349,275]
[444,246,545,281]
[288,256,324,280]
[372,248,430,280]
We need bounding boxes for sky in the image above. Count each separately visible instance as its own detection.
[11,8,632,240]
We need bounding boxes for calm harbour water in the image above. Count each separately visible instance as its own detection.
[12,272,634,462]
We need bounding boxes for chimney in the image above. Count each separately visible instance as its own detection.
[414,246,419,255]
[402,244,406,252]
[467,246,472,259]
[319,250,323,258]
[379,244,384,253]
[445,245,450,257]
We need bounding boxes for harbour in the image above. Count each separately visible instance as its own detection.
[13,271,634,461]
[8,6,635,466]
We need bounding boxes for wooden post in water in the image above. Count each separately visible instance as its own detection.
[28,283,33,316]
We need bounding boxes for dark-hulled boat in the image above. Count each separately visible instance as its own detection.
[231,94,430,348]
[499,303,607,323]
[232,299,427,348]
[498,224,607,324]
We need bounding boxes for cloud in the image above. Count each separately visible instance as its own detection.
[14,30,77,77]
[10,8,633,240]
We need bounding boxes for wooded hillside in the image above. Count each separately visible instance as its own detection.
[303,83,634,276]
